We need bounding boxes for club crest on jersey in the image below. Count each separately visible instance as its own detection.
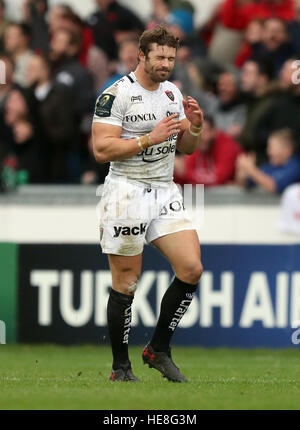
[165,90,174,101]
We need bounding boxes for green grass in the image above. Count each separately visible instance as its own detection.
[0,345,300,410]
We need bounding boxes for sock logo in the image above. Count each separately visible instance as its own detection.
[113,223,147,238]
[186,293,194,300]
[168,299,193,332]
[123,306,132,344]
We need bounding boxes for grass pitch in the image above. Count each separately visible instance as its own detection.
[0,345,300,410]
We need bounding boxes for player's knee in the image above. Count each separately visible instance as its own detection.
[180,261,203,285]
[114,270,140,296]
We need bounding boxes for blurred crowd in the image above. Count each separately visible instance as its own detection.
[1,0,300,195]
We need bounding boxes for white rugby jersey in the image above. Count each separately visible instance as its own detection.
[93,71,186,183]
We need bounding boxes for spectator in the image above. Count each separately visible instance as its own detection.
[26,54,76,183]
[23,0,49,54]
[236,128,300,193]
[48,6,93,67]
[166,8,207,57]
[286,0,300,53]
[48,5,73,35]
[149,0,170,25]
[165,9,207,97]
[88,0,144,60]
[2,88,45,183]
[50,28,95,118]
[254,56,300,155]
[209,0,295,66]
[251,18,296,77]
[174,116,243,186]
[0,55,15,173]
[100,37,138,92]
[220,0,295,31]
[234,19,264,68]
[4,22,33,87]
[213,71,246,138]
[239,58,280,163]
[149,0,195,29]
[49,28,95,182]
[48,5,110,91]
[179,69,246,138]
[0,54,15,114]
[0,0,10,54]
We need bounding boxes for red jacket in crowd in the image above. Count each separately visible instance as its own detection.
[220,0,295,30]
[181,131,243,186]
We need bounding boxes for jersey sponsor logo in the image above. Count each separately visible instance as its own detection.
[160,200,185,215]
[125,113,157,122]
[167,111,179,117]
[165,90,175,102]
[142,155,168,163]
[131,95,143,103]
[168,298,193,331]
[123,306,132,344]
[113,223,147,237]
[139,143,176,163]
[95,93,116,117]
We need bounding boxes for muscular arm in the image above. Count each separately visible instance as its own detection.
[92,123,142,163]
[92,114,181,163]
[176,119,202,155]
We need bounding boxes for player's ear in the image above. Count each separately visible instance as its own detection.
[138,49,145,63]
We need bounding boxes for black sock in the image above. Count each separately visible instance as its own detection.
[150,276,198,352]
[107,289,134,370]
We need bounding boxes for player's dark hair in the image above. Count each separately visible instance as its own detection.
[138,25,180,58]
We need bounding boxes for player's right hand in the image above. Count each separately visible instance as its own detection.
[149,114,181,146]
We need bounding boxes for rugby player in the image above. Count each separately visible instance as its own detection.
[92,26,204,383]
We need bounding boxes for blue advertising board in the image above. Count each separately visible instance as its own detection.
[18,244,300,348]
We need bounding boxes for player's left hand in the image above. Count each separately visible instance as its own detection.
[183,96,204,128]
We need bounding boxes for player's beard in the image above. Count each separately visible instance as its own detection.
[144,59,173,83]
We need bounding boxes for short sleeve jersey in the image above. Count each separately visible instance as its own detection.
[93,71,186,183]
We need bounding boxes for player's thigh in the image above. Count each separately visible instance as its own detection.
[152,229,203,284]
[108,252,143,295]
